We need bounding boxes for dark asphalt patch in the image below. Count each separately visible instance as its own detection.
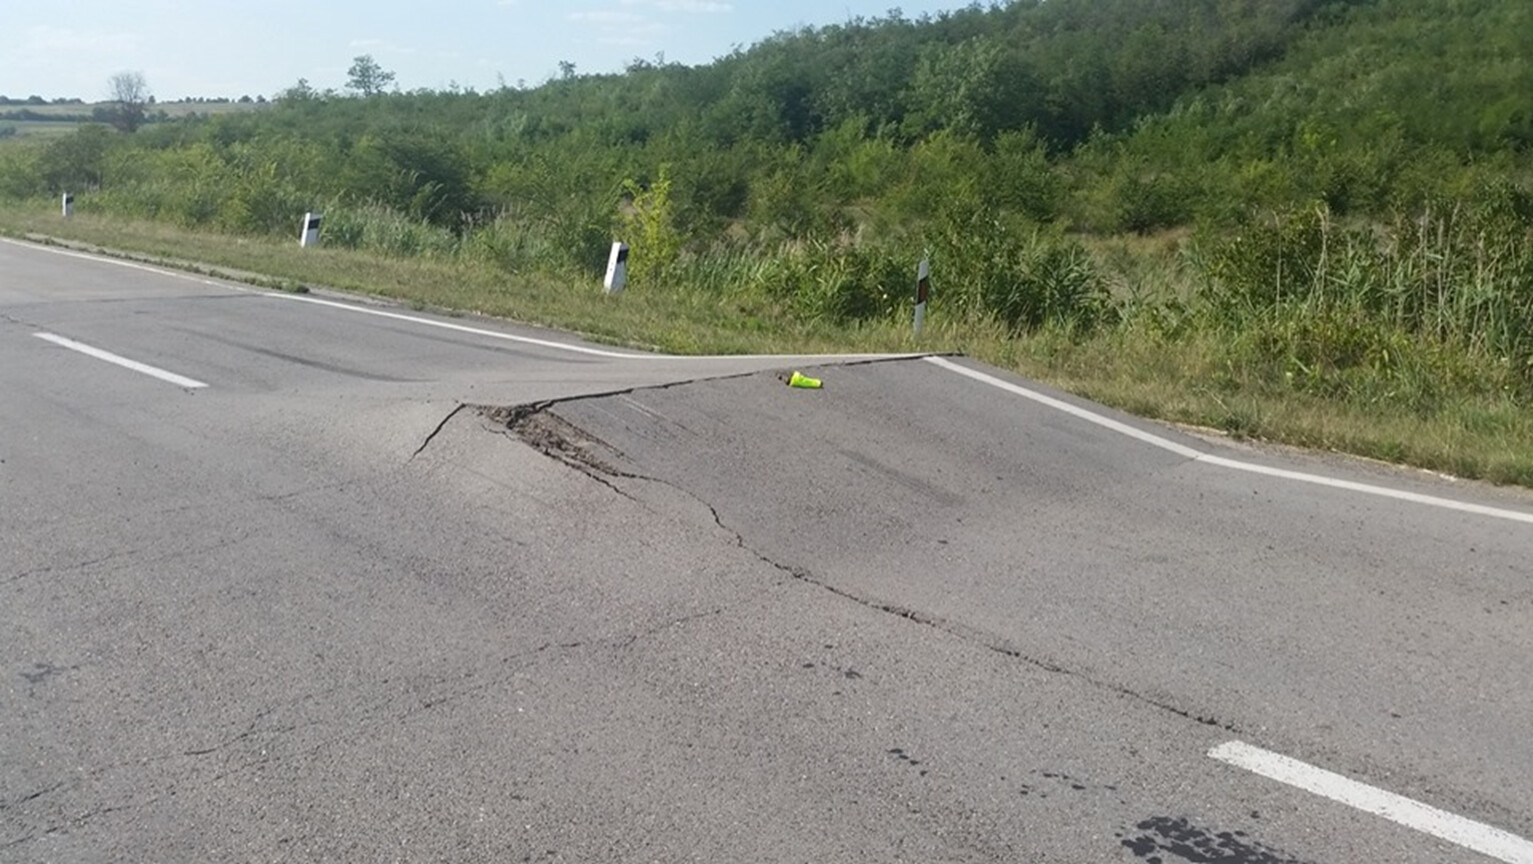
[1119,816,1319,864]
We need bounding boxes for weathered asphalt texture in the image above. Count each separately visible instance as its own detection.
[3,239,1530,862]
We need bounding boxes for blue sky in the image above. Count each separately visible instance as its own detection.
[2,1,986,102]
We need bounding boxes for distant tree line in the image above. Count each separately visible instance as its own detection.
[0,96,87,106]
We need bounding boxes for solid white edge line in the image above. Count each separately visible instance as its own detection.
[259,292,649,359]
[925,355,1206,459]
[260,293,919,363]
[4,237,914,364]
[34,333,208,389]
[924,356,1533,526]
[1210,742,1533,864]
[261,292,922,363]
[1,235,240,289]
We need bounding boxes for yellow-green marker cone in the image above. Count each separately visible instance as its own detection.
[787,371,823,389]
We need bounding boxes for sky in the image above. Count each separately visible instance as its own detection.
[1,1,986,103]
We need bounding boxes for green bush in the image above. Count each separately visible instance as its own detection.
[321,201,458,258]
[0,143,42,198]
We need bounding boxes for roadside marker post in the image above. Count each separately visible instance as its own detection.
[300,212,322,248]
[62,193,74,219]
[914,256,931,335]
[604,242,629,294]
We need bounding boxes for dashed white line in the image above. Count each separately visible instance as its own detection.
[34,333,208,389]
[1211,741,1533,864]
[925,356,1533,526]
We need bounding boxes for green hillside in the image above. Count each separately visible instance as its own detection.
[2,0,1530,482]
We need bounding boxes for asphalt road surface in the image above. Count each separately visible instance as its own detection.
[3,237,1532,863]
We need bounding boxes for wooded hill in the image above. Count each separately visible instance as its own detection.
[11,0,1530,235]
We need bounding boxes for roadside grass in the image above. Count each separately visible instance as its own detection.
[3,202,1530,489]
[1028,328,1533,487]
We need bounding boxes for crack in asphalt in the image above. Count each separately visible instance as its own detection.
[497,398,1244,738]
[708,502,1240,734]
[492,404,651,501]
[1,794,154,850]
[3,782,69,810]
[6,527,258,589]
[5,549,144,586]
[410,403,468,460]
[755,534,1240,732]
[406,354,930,463]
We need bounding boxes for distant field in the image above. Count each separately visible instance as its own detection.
[0,100,265,138]
[0,100,263,115]
[0,120,80,141]
[0,103,91,118]
[148,101,267,117]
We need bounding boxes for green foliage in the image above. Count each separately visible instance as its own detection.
[1202,189,1533,405]
[619,166,682,287]
[480,152,619,274]
[925,209,1109,334]
[339,131,476,226]
[346,56,396,98]
[750,240,909,325]
[38,124,113,192]
[321,201,459,258]
[0,143,43,197]
[904,36,1041,141]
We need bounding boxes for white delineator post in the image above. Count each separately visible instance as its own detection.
[300,212,322,248]
[914,256,931,335]
[604,242,629,294]
[62,193,74,219]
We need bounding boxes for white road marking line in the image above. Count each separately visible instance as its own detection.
[1211,741,1533,864]
[34,333,208,389]
[260,292,649,359]
[926,355,1206,459]
[926,356,1533,526]
[1,237,214,285]
[261,292,916,363]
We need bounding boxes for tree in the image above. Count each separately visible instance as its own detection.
[346,55,396,97]
[107,71,150,133]
[40,124,113,191]
[278,78,317,102]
